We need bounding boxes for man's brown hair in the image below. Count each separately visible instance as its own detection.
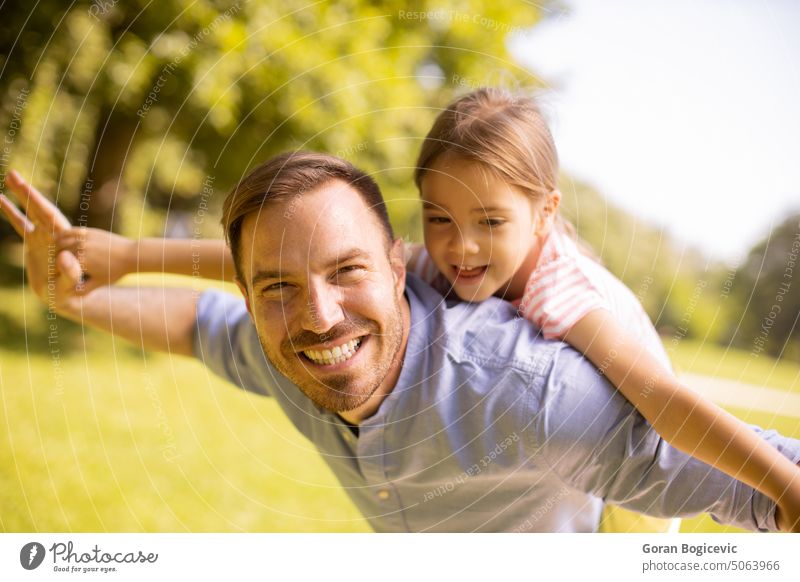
[222,151,394,281]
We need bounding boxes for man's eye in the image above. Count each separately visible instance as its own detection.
[334,265,365,281]
[261,282,290,296]
[426,216,451,225]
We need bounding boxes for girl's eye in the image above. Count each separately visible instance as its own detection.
[426,216,451,225]
[482,218,506,227]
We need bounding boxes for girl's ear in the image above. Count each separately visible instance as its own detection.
[536,189,562,235]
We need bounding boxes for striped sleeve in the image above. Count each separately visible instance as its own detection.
[409,245,452,296]
[517,256,609,340]
[410,245,441,284]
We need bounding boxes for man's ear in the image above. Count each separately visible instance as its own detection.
[389,238,407,296]
[234,276,252,316]
[536,189,562,235]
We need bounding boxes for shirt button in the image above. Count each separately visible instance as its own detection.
[377,489,390,500]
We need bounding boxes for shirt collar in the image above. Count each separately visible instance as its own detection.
[359,274,437,428]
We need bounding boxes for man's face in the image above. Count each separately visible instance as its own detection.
[236,180,407,414]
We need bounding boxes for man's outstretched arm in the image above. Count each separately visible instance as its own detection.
[1,170,197,356]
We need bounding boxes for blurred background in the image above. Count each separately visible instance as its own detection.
[1,0,798,533]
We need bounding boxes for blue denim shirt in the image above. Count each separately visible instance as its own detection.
[193,275,800,532]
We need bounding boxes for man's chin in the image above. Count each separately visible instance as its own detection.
[297,376,377,413]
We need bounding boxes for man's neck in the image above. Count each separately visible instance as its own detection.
[337,295,411,425]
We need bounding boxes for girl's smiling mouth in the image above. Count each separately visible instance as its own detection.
[452,264,488,283]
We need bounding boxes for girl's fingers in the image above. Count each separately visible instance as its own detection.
[0,193,34,237]
[6,170,71,231]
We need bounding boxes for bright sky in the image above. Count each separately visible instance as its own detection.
[511,0,800,264]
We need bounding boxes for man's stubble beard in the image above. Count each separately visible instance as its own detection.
[257,293,404,413]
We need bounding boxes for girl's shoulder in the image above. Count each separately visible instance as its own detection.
[520,230,667,364]
[536,228,586,267]
[519,254,610,340]
[531,229,612,288]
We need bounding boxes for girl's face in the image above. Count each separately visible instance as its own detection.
[420,154,554,302]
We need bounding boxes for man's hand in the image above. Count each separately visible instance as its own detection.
[1,169,198,356]
[0,170,86,315]
[57,226,135,293]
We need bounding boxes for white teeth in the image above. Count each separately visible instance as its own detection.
[303,338,362,366]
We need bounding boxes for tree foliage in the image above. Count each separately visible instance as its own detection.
[730,213,800,361]
[1,0,546,236]
[3,1,796,360]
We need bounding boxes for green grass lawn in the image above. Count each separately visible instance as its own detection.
[1,279,798,533]
[660,341,800,533]
[669,338,800,395]
[0,278,369,532]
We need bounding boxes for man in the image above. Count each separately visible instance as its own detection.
[2,154,799,532]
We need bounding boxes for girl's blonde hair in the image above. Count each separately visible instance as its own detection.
[414,87,559,202]
[414,87,585,244]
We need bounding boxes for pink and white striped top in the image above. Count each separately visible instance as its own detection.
[410,229,669,367]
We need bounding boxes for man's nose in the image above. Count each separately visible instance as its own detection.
[301,281,345,334]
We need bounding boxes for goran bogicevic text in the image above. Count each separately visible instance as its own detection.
[643,543,738,558]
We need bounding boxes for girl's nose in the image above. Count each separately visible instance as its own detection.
[449,231,480,257]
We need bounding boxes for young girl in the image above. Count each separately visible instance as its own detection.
[8,88,799,532]
[408,87,800,532]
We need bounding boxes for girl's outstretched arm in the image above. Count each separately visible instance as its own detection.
[564,308,800,532]
[57,227,235,292]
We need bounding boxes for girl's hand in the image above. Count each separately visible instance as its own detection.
[56,227,135,294]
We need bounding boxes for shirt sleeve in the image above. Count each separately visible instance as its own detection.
[531,344,800,532]
[192,290,274,396]
[518,255,609,340]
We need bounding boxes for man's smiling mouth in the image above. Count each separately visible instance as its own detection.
[302,337,363,366]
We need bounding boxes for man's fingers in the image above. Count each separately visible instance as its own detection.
[56,226,90,250]
[4,170,48,226]
[56,249,83,287]
[0,193,34,237]
[56,230,80,252]
[74,277,100,296]
[6,169,71,231]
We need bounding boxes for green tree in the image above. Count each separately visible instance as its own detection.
[1,0,547,237]
[731,213,800,362]
[559,176,730,340]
